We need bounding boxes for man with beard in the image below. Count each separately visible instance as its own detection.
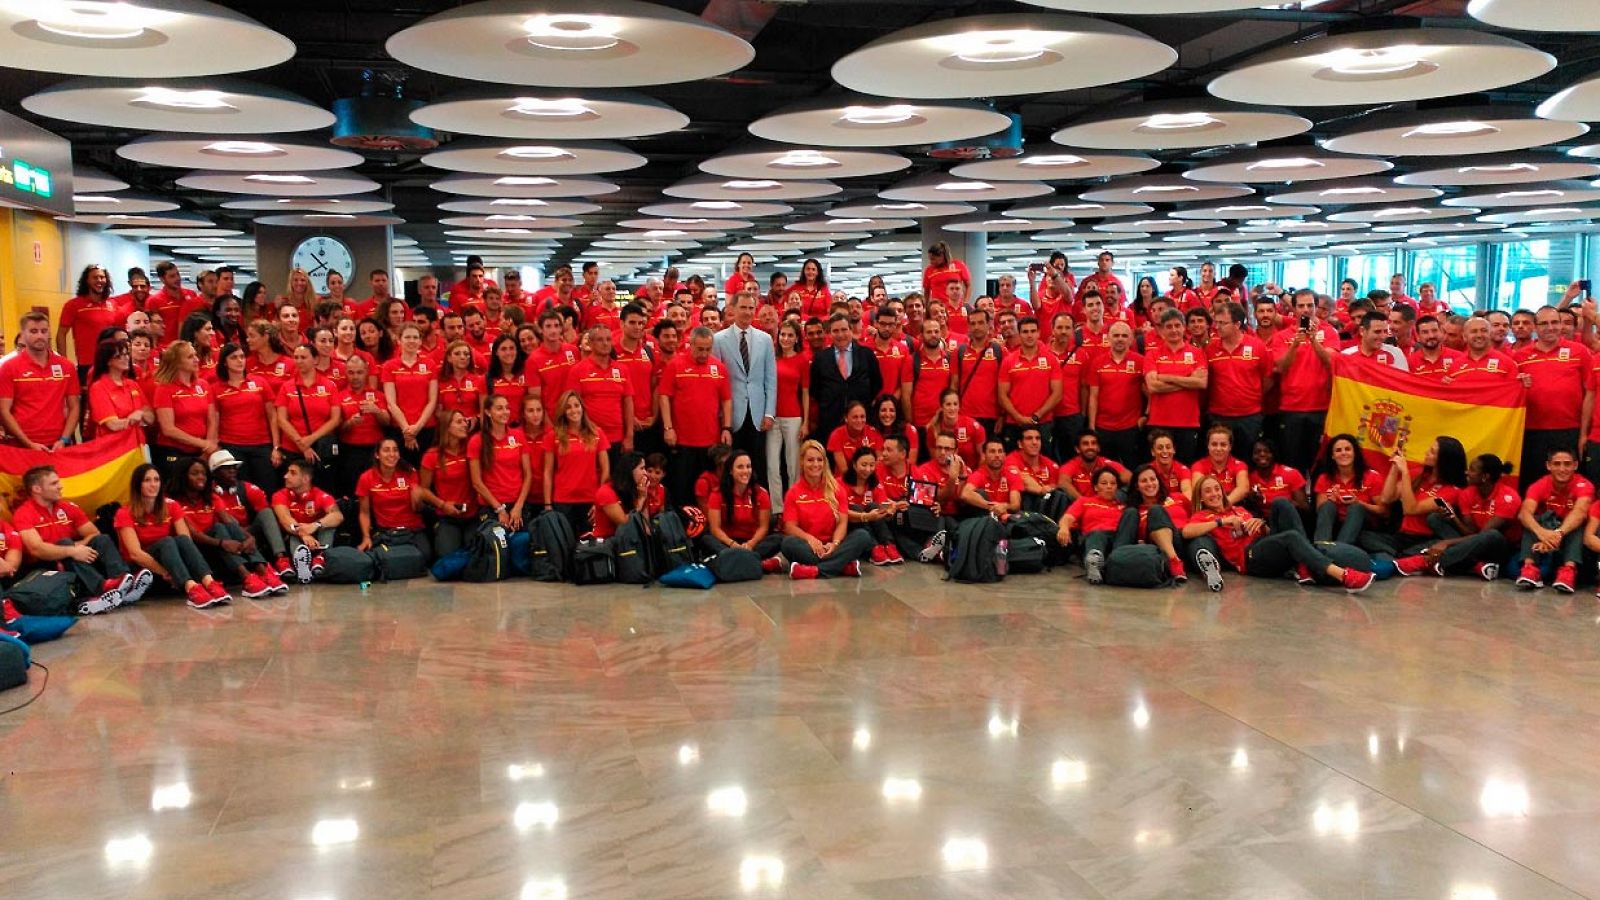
[1407,315,1462,378]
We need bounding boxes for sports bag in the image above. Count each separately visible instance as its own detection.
[946,515,1006,583]
[658,563,716,590]
[573,539,617,585]
[6,569,78,617]
[612,512,659,585]
[463,519,512,583]
[1104,545,1168,588]
[708,547,763,583]
[0,634,28,692]
[371,530,428,581]
[1007,511,1064,567]
[320,545,376,584]
[529,510,576,583]
[653,509,696,571]
[1006,536,1049,574]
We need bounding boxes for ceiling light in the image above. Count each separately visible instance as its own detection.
[521,14,622,52]
[1460,163,1537,173]
[840,104,918,125]
[937,180,994,191]
[202,141,281,155]
[1495,189,1562,199]
[1019,154,1087,167]
[304,214,356,220]
[1373,207,1427,217]
[245,174,314,184]
[663,218,708,224]
[1139,112,1220,130]
[74,195,119,203]
[491,198,549,206]
[1051,203,1103,211]
[771,150,839,169]
[29,1,176,41]
[943,30,1051,66]
[1131,185,1198,194]
[1404,121,1498,138]
[692,200,739,210]
[499,146,575,160]
[640,230,687,238]
[723,179,780,190]
[1315,45,1431,77]
[881,202,926,210]
[494,176,557,186]
[133,87,234,110]
[1218,205,1271,213]
[487,228,534,234]
[1247,157,1325,171]
[507,98,594,118]
[1320,186,1385,196]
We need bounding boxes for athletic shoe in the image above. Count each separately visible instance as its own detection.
[1195,548,1224,592]
[1395,555,1430,577]
[240,574,271,599]
[842,561,862,577]
[77,582,120,616]
[1,599,18,625]
[1168,557,1187,585]
[1515,562,1543,590]
[1476,561,1499,582]
[1431,559,1447,577]
[261,568,289,594]
[274,555,293,579]
[101,577,127,606]
[919,530,947,564]
[204,580,232,604]
[788,562,818,580]
[870,545,889,567]
[1295,564,1315,586]
[186,583,226,609]
[885,545,904,565]
[1342,568,1376,593]
[760,556,783,574]
[1084,549,1105,585]
[292,545,313,584]
[122,569,154,604]
[1553,563,1577,594]
[310,553,326,577]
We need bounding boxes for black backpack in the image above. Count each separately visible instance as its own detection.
[371,539,428,581]
[613,512,659,584]
[321,545,377,584]
[946,515,1007,583]
[462,519,512,582]
[708,546,763,583]
[1006,537,1049,574]
[573,538,616,585]
[0,636,27,692]
[653,509,696,572]
[1007,511,1064,567]
[6,569,77,616]
[530,510,576,582]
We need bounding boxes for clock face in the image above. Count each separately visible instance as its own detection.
[290,235,354,294]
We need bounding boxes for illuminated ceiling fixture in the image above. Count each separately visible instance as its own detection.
[771,150,839,169]
[245,174,314,184]
[1495,189,1562,199]
[1372,207,1427,217]
[1404,121,1497,138]
[1139,112,1219,130]
[491,198,549,205]
[495,176,558,186]
[1247,157,1325,171]
[692,201,739,210]
[499,146,575,160]
[1217,205,1271,213]
[840,104,918,125]
[304,213,356,220]
[507,98,594,117]
[723,179,781,189]
[1320,186,1385,196]
[1132,185,1198,194]
[202,140,281,155]
[485,214,540,221]
[521,14,622,51]
[947,29,1051,65]
[74,195,120,203]
[1315,45,1431,77]
[1019,154,1087,167]
[133,87,234,110]
[1051,202,1102,210]
[1461,163,1537,173]
[640,229,688,238]
[30,1,176,40]
[937,180,994,191]
[663,218,708,224]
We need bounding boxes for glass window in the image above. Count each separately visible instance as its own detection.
[1409,244,1478,313]
[1342,252,1396,294]
[1279,257,1329,295]
[1494,237,1579,311]
[1241,261,1275,291]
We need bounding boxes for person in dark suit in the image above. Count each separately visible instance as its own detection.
[809,313,882,443]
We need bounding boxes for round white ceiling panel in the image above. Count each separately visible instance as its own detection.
[117,134,362,171]
[112,226,238,238]
[72,192,178,214]
[1092,217,1226,233]
[877,172,1052,203]
[663,175,840,201]
[1441,181,1600,208]
[699,144,910,180]
[1080,175,1252,203]
[220,197,395,213]
[22,77,333,133]
[438,198,603,215]
[951,150,1158,182]
[0,0,294,77]
[1050,98,1310,151]
[1003,200,1153,219]
[1181,146,1390,184]
[1467,0,1600,32]
[75,210,214,227]
[1479,206,1600,225]
[386,0,753,87]
[592,239,702,250]
[749,96,1013,148]
[1268,178,1444,205]
[431,174,620,198]
[603,229,727,241]
[1538,73,1600,122]
[439,216,585,229]
[943,214,1059,233]
[410,89,687,140]
[254,213,403,228]
[786,217,916,232]
[175,170,379,197]
[832,13,1175,100]
[443,228,573,240]
[618,217,753,232]
[73,167,128,193]
[1169,202,1319,219]
[1322,106,1587,157]
[1015,0,1273,11]
[638,200,793,218]
[751,231,871,242]
[1326,205,1479,224]
[419,138,646,175]
[1395,152,1600,186]
[826,200,975,218]
[1209,27,1553,107]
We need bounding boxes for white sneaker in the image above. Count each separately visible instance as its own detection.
[120,569,154,604]
[77,591,120,616]
[292,544,314,584]
[1195,548,1225,592]
[919,530,948,564]
[1084,549,1105,585]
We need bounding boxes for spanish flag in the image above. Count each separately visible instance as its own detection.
[0,430,148,518]
[1325,354,1526,470]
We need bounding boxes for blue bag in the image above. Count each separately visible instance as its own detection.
[9,616,76,644]
[430,547,471,581]
[658,563,715,590]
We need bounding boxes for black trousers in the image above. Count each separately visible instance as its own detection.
[1276,410,1326,475]
[1210,413,1263,461]
[1148,426,1200,464]
[668,444,711,509]
[1099,427,1141,470]
[1050,414,1085,465]
[730,413,768,489]
[1521,429,1579,493]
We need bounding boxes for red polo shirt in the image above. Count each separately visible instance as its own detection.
[1065,495,1123,534]
[1087,350,1144,431]
[0,350,79,444]
[1060,456,1128,497]
[999,347,1062,425]
[1003,450,1058,490]
[908,346,953,425]
[113,499,183,555]
[872,339,913,397]
[1269,324,1341,413]
[379,356,436,425]
[1206,335,1273,418]
[12,498,89,555]
[543,429,610,503]
[215,377,273,446]
[707,485,769,542]
[1408,347,1464,379]
[274,377,339,451]
[60,295,122,363]
[1450,350,1519,380]
[467,429,530,507]
[271,486,337,525]
[528,343,580,404]
[1514,340,1591,430]
[569,357,630,443]
[965,466,1016,504]
[153,378,213,448]
[660,356,731,447]
[954,339,1003,421]
[1249,464,1305,506]
[1143,341,1206,429]
[783,478,847,540]
[422,447,472,511]
[1525,475,1595,519]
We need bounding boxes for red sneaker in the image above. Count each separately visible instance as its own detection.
[204,580,231,602]
[1295,564,1315,586]
[310,553,326,577]
[186,583,224,609]
[240,574,271,599]
[1475,561,1499,582]
[842,560,862,577]
[1553,563,1577,594]
[1168,557,1187,584]
[1342,568,1375,593]
[261,569,288,594]
[885,545,904,565]
[760,556,783,574]
[870,545,889,567]
[1395,555,1430,577]
[1516,562,1543,590]
[788,562,819,580]
[1,598,18,624]
[274,555,293,578]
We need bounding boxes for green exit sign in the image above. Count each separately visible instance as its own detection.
[0,109,73,217]
[11,160,52,199]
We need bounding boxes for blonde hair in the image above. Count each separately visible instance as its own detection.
[1190,473,1226,514]
[798,439,841,525]
[551,389,598,450]
[443,339,475,374]
[154,340,196,385]
[283,267,316,307]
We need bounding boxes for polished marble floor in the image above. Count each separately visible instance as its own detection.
[2,566,1598,899]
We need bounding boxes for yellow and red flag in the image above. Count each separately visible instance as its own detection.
[1324,354,1526,470]
[0,430,148,518]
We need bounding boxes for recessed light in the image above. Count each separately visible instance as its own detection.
[304,214,356,220]
[201,141,282,155]
[1018,154,1087,167]
[936,180,994,191]
[663,218,709,224]
[1372,207,1427,217]
[945,30,1050,66]
[1315,45,1431,77]
[722,179,781,190]
[521,14,622,52]
[840,104,917,125]
[494,176,558,186]
[1217,205,1271,213]
[1495,189,1562,199]
[770,150,839,169]
[245,174,315,184]
[490,198,549,206]
[133,87,234,110]
[1050,203,1103,211]
[1404,121,1497,138]
[1320,186,1385,196]
[507,98,594,118]
[692,200,740,210]
[1460,163,1538,174]
[1139,112,1220,130]
[32,1,176,41]
[881,202,926,210]
[73,195,120,203]
[1131,185,1198,194]
[1247,157,1325,171]
[640,230,688,238]
[499,146,575,160]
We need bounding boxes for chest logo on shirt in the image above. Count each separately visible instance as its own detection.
[1559,347,1571,361]
[505,434,519,448]
[315,384,327,396]
[395,476,408,488]
[1124,361,1135,372]
[1241,345,1254,359]
[1183,352,1194,364]
[1487,359,1500,371]
[50,364,63,379]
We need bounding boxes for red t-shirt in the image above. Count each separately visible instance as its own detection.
[1514,341,1591,430]
[592,483,631,539]
[1192,455,1247,488]
[1313,469,1386,520]
[1151,460,1192,503]
[271,486,336,525]
[1401,477,1460,536]
[380,356,437,425]
[1054,345,1086,417]
[1059,456,1129,497]
[1408,348,1464,379]
[467,429,530,507]
[1143,342,1206,429]
[1451,350,1518,380]
[872,340,913,396]
[528,343,580,404]
[708,485,769,542]
[355,468,424,530]
[1189,506,1255,571]
[340,385,389,446]
[1065,495,1123,534]
[1249,464,1305,506]
[775,353,810,419]
[1462,483,1523,542]
[542,429,611,504]
[1205,336,1273,418]
[60,295,123,363]
[175,496,218,535]
[1269,325,1341,413]
[12,498,89,556]
[923,261,971,306]
[0,350,79,444]
[612,340,655,423]
[211,481,269,526]
[965,466,1016,504]
[1003,450,1059,490]
[784,478,848,540]
[954,339,1004,421]
[660,357,732,447]
[569,357,630,443]
[1087,350,1144,431]
[247,353,292,396]
[215,377,273,446]
[907,347,953,426]
[1524,475,1595,519]
[826,425,884,471]
[437,371,486,423]
[999,348,1062,426]
[86,376,147,440]
[422,447,473,513]
[114,499,183,556]
[153,378,213,448]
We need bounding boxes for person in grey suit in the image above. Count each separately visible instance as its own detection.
[809,312,883,444]
[712,290,778,486]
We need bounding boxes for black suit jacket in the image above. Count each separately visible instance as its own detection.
[809,342,882,439]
